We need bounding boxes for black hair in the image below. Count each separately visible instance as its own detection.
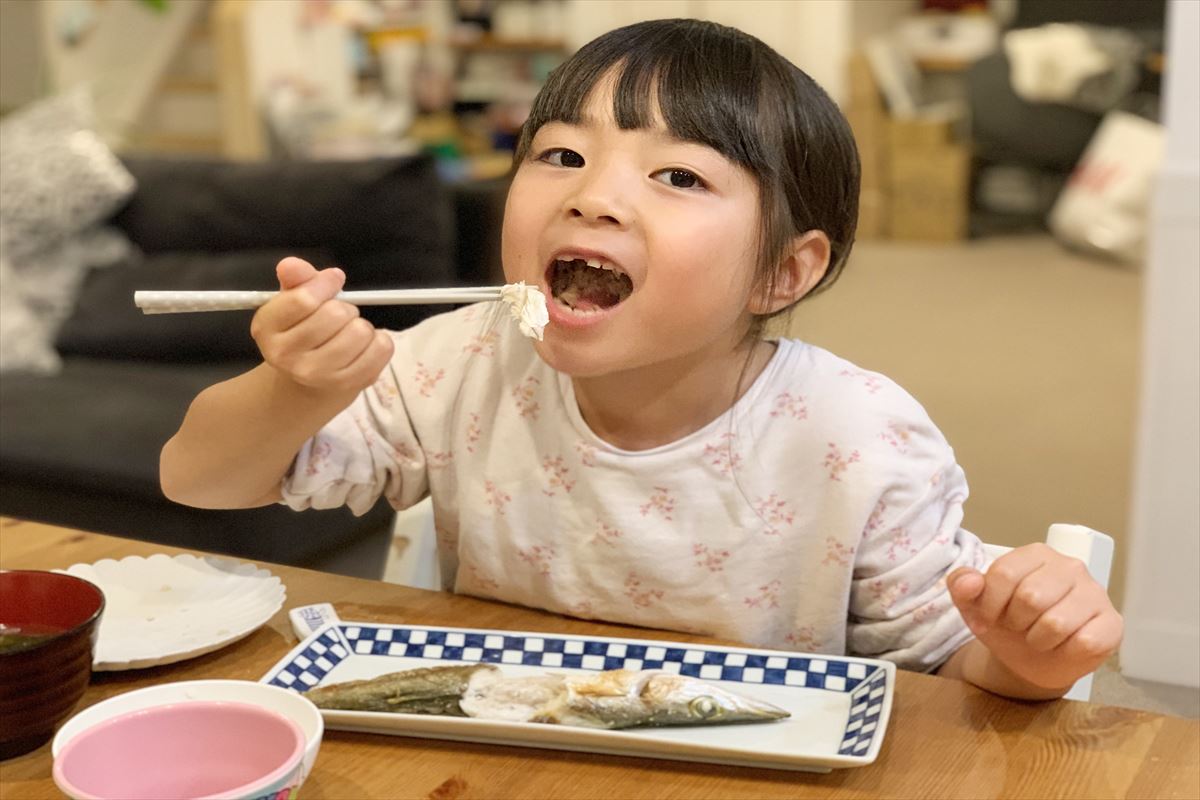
[514,18,861,327]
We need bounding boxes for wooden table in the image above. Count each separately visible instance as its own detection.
[1,518,1196,800]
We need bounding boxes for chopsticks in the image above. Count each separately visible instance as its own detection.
[133,287,506,314]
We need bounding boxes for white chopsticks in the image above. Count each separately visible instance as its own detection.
[134,287,505,314]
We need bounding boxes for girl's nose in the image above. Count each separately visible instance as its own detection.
[564,170,629,227]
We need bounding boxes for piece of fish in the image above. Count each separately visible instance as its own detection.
[459,668,791,729]
[302,663,498,715]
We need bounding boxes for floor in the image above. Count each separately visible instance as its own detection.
[313,233,1198,718]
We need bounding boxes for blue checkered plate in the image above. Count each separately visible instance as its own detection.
[260,609,894,773]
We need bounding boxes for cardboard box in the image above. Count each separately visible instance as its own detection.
[856,187,889,240]
[888,143,971,241]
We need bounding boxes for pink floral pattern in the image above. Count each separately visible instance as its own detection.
[703,433,742,476]
[880,421,913,453]
[693,543,731,572]
[824,443,861,481]
[590,520,622,547]
[912,599,944,624]
[868,578,910,610]
[624,573,664,608]
[518,544,556,576]
[864,498,888,537]
[462,331,499,357]
[467,563,499,591]
[435,524,458,553]
[372,376,399,409]
[484,480,511,516]
[513,376,541,419]
[769,391,808,420]
[465,413,482,453]
[822,536,853,566]
[840,368,884,394]
[575,441,598,467]
[427,450,453,470]
[886,527,918,561]
[744,579,782,609]
[413,362,445,398]
[541,456,575,496]
[638,486,675,521]
[785,626,823,650]
[565,599,595,618]
[754,493,796,536]
[305,441,333,476]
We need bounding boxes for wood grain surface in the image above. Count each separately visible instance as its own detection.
[1,517,1196,800]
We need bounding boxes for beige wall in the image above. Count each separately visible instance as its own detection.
[0,0,45,112]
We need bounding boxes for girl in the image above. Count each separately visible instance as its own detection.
[161,19,1121,700]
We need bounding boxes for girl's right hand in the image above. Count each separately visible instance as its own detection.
[251,257,395,394]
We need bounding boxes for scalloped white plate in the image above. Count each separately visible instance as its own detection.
[58,554,286,671]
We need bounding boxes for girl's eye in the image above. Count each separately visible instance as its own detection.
[651,169,704,190]
[540,148,585,168]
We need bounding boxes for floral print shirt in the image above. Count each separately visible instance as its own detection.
[282,304,985,671]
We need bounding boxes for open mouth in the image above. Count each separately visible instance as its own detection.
[548,257,634,313]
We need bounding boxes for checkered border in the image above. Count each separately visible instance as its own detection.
[838,670,888,756]
[264,624,890,756]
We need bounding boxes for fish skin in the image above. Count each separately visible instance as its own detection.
[302,663,499,715]
[460,669,791,730]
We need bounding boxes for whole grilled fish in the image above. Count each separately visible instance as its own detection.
[302,663,498,715]
[304,664,789,729]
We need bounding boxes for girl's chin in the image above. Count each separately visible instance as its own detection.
[531,338,625,379]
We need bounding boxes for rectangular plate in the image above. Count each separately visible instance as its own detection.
[260,621,895,773]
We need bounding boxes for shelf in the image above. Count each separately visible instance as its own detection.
[450,35,565,53]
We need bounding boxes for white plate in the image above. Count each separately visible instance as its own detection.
[260,619,895,773]
[59,554,285,670]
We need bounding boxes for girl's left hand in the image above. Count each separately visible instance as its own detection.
[947,543,1124,692]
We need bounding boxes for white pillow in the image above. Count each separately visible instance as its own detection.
[0,89,135,259]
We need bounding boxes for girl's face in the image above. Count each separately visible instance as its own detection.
[502,81,764,379]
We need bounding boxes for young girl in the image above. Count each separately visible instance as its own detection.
[161,19,1121,700]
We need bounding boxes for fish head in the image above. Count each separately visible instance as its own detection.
[637,672,790,725]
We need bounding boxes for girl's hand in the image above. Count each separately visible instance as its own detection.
[251,257,394,395]
[947,543,1123,692]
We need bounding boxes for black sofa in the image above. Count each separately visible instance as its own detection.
[0,153,503,572]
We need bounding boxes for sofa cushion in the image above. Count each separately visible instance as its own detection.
[55,248,332,362]
[0,356,394,565]
[109,155,452,278]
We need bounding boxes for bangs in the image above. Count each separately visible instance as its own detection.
[516,20,776,171]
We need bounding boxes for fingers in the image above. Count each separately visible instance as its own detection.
[1001,559,1078,632]
[250,258,393,392]
[1024,583,1106,652]
[971,544,1054,630]
[276,256,319,290]
[1059,609,1124,664]
[256,261,346,334]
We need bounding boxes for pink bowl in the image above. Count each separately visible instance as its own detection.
[52,700,305,800]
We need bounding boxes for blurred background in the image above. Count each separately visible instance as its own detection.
[0,1,1196,712]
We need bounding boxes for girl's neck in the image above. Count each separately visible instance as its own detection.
[571,338,777,451]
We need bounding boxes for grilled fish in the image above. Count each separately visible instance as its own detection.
[304,664,789,730]
[302,663,498,715]
[459,668,790,729]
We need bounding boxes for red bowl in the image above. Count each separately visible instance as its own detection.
[0,570,105,760]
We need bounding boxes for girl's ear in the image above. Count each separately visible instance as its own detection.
[747,230,832,315]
